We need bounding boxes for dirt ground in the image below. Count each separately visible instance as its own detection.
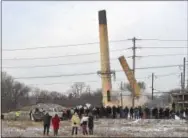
[1,119,188,137]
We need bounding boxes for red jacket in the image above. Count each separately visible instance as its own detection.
[52,115,60,129]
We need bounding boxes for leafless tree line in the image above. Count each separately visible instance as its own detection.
[2,71,178,113]
[1,72,103,113]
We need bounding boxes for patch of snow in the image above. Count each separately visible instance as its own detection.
[175,115,180,120]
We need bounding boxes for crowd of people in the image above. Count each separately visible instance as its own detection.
[42,105,188,136]
[62,105,188,120]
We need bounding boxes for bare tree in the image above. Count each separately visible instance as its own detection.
[2,71,104,112]
[1,72,14,112]
[12,81,30,108]
[68,93,73,99]
[1,72,31,112]
[71,82,86,98]
[85,85,91,94]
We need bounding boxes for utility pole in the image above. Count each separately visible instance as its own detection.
[88,86,91,95]
[120,81,123,107]
[132,37,136,107]
[183,57,186,92]
[152,73,154,100]
[127,37,141,107]
[132,37,137,108]
[181,72,183,92]
[183,57,186,108]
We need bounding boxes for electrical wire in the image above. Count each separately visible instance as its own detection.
[116,64,182,71]
[14,72,97,80]
[137,46,186,49]
[2,58,117,69]
[137,53,186,58]
[13,65,182,80]
[2,38,187,51]
[139,39,188,42]
[2,39,130,51]
[156,72,179,78]
[28,72,179,86]
[2,53,186,69]
[2,47,131,61]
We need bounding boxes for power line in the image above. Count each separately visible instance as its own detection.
[116,64,182,71]
[13,64,182,80]
[2,39,130,51]
[2,52,185,61]
[2,47,131,61]
[3,53,186,69]
[139,39,188,42]
[14,72,97,80]
[138,46,186,49]
[29,80,100,86]
[3,59,117,69]
[137,53,186,58]
[156,72,180,78]
[28,72,179,86]
[2,38,187,51]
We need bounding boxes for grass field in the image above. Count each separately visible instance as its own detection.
[1,119,188,137]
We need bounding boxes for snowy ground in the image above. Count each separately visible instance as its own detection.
[1,119,188,137]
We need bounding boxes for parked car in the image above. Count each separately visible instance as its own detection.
[46,107,63,120]
[30,107,64,121]
[30,108,44,121]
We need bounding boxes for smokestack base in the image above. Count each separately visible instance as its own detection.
[98,10,107,24]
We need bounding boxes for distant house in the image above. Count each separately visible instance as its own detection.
[171,90,188,109]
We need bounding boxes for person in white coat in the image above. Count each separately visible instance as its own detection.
[80,114,89,135]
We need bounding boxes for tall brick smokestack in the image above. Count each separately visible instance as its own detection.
[98,10,112,106]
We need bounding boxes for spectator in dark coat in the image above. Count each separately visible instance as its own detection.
[130,107,134,119]
[80,107,84,118]
[92,107,97,119]
[164,108,170,119]
[159,108,163,119]
[96,107,100,118]
[185,108,188,118]
[67,109,71,119]
[139,106,143,119]
[112,106,116,119]
[180,108,184,119]
[172,102,175,111]
[43,113,52,136]
[134,107,139,119]
[117,106,120,118]
[120,106,124,118]
[124,106,129,119]
[106,106,111,118]
[145,107,150,119]
[100,106,105,118]
[88,113,94,135]
[144,107,148,119]
[153,107,158,119]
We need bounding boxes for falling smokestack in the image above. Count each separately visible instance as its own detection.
[98,10,112,106]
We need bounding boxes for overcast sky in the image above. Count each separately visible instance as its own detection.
[2,1,188,94]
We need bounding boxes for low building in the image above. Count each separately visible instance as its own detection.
[171,91,188,109]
